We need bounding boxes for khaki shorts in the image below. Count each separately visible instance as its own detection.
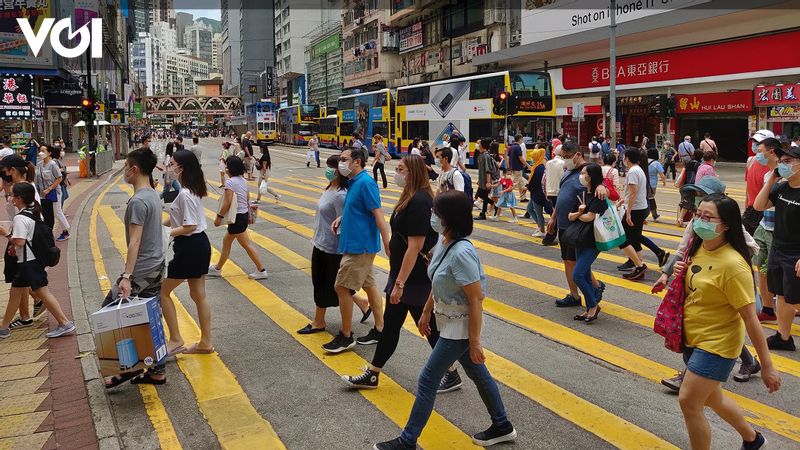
[511,171,526,191]
[335,253,376,292]
[753,225,773,273]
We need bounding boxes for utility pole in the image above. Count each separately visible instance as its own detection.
[448,1,453,77]
[85,49,95,157]
[609,0,617,147]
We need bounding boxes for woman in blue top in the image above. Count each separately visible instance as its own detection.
[374,190,516,450]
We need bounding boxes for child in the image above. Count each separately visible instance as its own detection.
[491,169,519,223]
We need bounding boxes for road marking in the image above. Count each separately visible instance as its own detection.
[89,179,182,450]
[241,182,800,442]
[233,209,679,449]
[106,196,285,450]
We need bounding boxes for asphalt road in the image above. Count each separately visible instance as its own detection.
[77,136,800,449]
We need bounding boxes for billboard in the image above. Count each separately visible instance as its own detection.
[0,74,34,120]
[0,0,54,67]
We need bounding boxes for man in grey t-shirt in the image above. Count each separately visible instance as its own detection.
[189,136,202,162]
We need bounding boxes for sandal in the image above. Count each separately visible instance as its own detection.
[130,369,166,385]
[105,369,144,389]
[360,307,372,324]
[297,324,325,335]
[167,345,186,357]
[183,343,215,354]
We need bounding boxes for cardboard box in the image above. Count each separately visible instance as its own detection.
[91,297,167,377]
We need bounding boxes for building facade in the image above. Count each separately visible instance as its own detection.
[212,33,223,73]
[473,0,800,161]
[175,12,194,47]
[185,21,215,67]
[341,0,400,92]
[304,21,344,109]
[165,51,210,95]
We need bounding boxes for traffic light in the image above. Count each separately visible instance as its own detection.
[666,96,676,118]
[493,91,509,116]
[507,93,519,115]
[81,97,93,112]
[652,95,663,117]
[652,95,670,119]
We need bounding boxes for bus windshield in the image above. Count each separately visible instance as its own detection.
[298,123,314,135]
[301,105,320,120]
[510,72,552,99]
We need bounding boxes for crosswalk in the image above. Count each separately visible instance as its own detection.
[85,148,800,449]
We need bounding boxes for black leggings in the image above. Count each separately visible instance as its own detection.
[373,162,387,188]
[476,187,495,215]
[41,199,55,231]
[372,301,439,369]
[620,208,651,252]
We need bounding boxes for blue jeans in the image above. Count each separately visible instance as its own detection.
[60,184,69,207]
[526,200,545,230]
[574,246,600,308]
[400,337,509,445]
[161,177,180,198]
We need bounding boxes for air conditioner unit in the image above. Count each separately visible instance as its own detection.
[485,0,506,25]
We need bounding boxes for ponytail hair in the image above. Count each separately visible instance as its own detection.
[25,162,35,182]
[12,182,41,218]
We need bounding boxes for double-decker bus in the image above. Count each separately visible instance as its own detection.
[336,89,396,155]
[316,115,338,148]
[250,101,277,143]
[394,71,555,164]
[277,104,321,145]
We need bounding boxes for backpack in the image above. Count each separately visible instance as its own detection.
[17,210,60,267]
[444,168,473,200]
[590,142,600,154]
[602,167,620,201]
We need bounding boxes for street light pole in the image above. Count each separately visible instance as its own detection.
[609,0,617,147]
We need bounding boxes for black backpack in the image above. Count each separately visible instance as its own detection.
[18,210,60,267]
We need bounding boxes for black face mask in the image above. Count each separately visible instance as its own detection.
[0,172,11,183]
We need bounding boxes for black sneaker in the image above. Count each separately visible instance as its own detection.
[8,318,33,329]
[357,327,382,345]
[322,331,355,353]
[657,251,671,268]
[541,237,557,246]
[342,368,379,389]
[741,431,767,450]
[623,264,647,280]
[373,437,415,450]
[520,198,529,203]
[555,294,581,307]
[733,360,761,382]
[766,332,796,351]
[617,259,635,271]
[472,422,517,446]
[475,214,487,220]
[32,301,45,320]
[437,369,462,393]
[523,212,531,219]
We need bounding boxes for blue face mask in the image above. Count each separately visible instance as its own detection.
[755,152,769,166]
[430,214,444,234]
[751,142,759,153]
[778,162,798,178]
[693,218,720,241]
[325,167,337,181]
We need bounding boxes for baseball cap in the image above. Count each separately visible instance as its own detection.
[680,176,726,198]
[774,145,800,159]
[751,129,775,143]
[0,154,27,168]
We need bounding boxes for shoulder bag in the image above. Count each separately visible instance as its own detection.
[217,186,238,225]
[653,238,691,353]
[602,167,620,201]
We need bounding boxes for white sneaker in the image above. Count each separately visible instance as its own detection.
[274,194,281,201]
[473,200,481,210]
[531,230,545,238]
[488,216,499,222]
[510,217,518,224]
[207,265,221,277]
[248,269,268,280]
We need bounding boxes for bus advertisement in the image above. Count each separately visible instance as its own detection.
[394,71,555,164]
[278,104,321,145]
[336,89,396,155]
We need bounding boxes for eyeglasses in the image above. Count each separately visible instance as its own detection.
[339,157,351,162]
[694,211,722,223]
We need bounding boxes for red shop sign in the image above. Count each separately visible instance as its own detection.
[565,105,603,115]
[562,30,800,90]
[754,83,800,107]
[675,91,753,114]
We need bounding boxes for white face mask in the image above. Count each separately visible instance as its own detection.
[38,152,46,160]
[338,161,352,177]
[59,150,65,158]
[394,171,406,187]
[579,174,588,187]
[563,156,576,171]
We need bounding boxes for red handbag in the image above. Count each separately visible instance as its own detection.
[653,241,691,353]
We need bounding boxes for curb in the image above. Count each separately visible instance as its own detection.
[68,162,126,450]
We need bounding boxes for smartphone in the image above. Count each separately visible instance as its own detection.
[651,282,665,294]
[774,167,781,178]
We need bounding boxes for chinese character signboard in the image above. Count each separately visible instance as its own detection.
[0,74,33,119]
[754,83,800,107]
[310,34,340,59]
[32,95,43,121]
[561,30,800,91]
[0,0,54,67]
[675,92,753,114]
[399,22,422,54]
[766,106,800,122]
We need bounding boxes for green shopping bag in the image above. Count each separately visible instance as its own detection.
[594,199,626,251]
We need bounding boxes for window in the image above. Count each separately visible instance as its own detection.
[377,93,387,106]
[509,72,552,98]
[469,119,505,142]
[319,118,337,135]
[397,86,430,105]
[405,121,429,140]
[470,75,505,99]
[340,122,355,136]
[338,96,355,110]
[443,0,485,39]
[372,121,389,139]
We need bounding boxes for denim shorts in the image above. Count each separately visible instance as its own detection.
[683,347,736,382]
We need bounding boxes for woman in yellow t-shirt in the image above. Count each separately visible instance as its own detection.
[675,193,780,450]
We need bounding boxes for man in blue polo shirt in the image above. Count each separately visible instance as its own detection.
[326,147,389,353]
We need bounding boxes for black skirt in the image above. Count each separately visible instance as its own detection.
[311,246,342,308]
[168,232,212,279]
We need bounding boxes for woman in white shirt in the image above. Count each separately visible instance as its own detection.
[0,183,74,339]
[160,150,214,355]
[208,156,267,280]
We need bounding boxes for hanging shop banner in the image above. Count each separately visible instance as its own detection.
[0,0,54,68]
[0,74,33,119]
[399,22,423,54]
[766,106,800,122]
[754,83,800,107]
[43,82,83,107]
[32,96,44,121]
[310,34,340,59]
[675,91,753,114]
[561,30,800,91]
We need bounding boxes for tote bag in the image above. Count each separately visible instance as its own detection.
[653,239,691,353]
[593,199,626,251]
[217,189,238,224]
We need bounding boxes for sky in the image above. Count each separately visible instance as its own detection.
[174,0,221,21]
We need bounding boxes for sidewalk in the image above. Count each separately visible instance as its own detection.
[0,171,117,450]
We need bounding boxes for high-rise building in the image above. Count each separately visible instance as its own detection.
[175,12,194,48]
[130,0,150,35]
[185,21,214,66]
[221,0,242,95]
[305,21,343,108]
[212,33,223,74]
[166,50,210,95]
[341,0,400,91]
[275,0,338,104]
[221,0,274,103]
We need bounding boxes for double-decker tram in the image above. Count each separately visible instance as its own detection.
[336,89,396,155]
[251,101,277,144]
[277,104,321,145]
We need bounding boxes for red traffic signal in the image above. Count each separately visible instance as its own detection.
[498,91,508,101]
[81,98,91,108]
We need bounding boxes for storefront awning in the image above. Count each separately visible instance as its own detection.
[73,120,112,127]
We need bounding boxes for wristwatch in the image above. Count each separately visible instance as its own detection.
[121,272,132,280]
[216,213,225,219]
[395,280,406,289]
